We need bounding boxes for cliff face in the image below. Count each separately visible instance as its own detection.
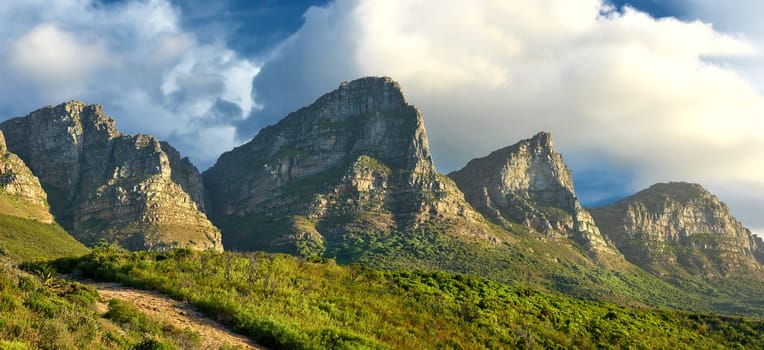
[0,130,53,223]
[204,77,491,254]
[591,182,764,277]
[449,133,617,259]
[0,101,222,251]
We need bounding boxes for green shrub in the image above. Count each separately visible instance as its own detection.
[38,318,74,350]
[312,327,384,350]
[132,338,176,350]
[105,299,162,335]
[0,340,31,350]
[24,291,66,317]
[241,317,314,350]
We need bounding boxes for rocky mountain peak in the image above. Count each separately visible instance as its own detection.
[591,182,764,277]
[0,102,222,251]
[320,76,408,115]
[494,132,574,208]
[52,100,120,140]
[449,132,617,258]
[250,75,433,175]
[203,77,492,254]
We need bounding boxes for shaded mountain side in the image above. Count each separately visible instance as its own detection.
[449,132,620,262]
[204,77,499,256]
[591,182,764,278]
[0,101,221,251]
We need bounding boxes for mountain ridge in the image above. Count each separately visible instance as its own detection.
[448,132,621,261]
[203,76,498,255]
[1,77,763,318]
[0,101,222,251]
[591,181,764,278]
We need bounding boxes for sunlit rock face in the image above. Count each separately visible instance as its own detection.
[0,129,53,223]
[591,182,764,277]
[449,132,619,260]
[204,77,493,255]
[0,101,222,251]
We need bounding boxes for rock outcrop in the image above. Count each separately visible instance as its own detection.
[0,101,222,251]
[0,130,53,223]
[449,132,618,259]
[590,182,764,277]
[203,77,491,254]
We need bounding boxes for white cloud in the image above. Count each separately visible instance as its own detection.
[248,0,764,231]
[0,0,259,168]
[8,23,114,89]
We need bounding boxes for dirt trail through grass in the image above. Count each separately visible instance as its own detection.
[92,282,263,349]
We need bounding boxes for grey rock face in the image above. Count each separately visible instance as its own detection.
[204,77,491,253]
[0,101,222,251]
[591,182,764,277]
[449,132,617,258]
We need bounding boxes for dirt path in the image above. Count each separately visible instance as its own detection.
[92,282,264,350]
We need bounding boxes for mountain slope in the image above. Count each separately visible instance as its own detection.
[0,101,222,251]
[448,132,620,261]
[591,182,764,278]
[55,249,764,349]
[202,77,764,316]
[204,77,496,255]
[0,130,87,261]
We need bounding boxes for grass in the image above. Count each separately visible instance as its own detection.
[0,190,51,223]
[0,213,88,262]
[52,248,764,349]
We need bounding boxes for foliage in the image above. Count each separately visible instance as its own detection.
[53,249,764,349]
[105,299,200,348]
[324,227,764,317]
[0,265,199,349]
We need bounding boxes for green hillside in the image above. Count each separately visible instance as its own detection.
[351,229,764,316]
[53,249,764,349]
[0,212,88,262]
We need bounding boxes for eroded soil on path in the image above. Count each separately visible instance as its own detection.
[92,282,263,350]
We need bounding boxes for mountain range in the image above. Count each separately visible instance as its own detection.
[1,76,762,316]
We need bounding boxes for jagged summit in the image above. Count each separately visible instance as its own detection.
[0,101,222,251]
[454,132,575,210]
[591,182,764,277]
[214,76,434,178]
[449,132,618,259]
[620,182,712,207]
[316,76,409,114]
[203,77,491,254]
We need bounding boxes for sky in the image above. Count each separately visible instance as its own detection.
[0,0,762,236]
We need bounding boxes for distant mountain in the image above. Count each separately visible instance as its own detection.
[591,182,764,278]
[0,101,221,251]
[203,77,495,255]
[0,130,88,261]
[449,132,620,261]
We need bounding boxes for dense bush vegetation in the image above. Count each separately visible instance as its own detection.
[325,227,764,316]
[54,249,764,349]
[0,262,201,349]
